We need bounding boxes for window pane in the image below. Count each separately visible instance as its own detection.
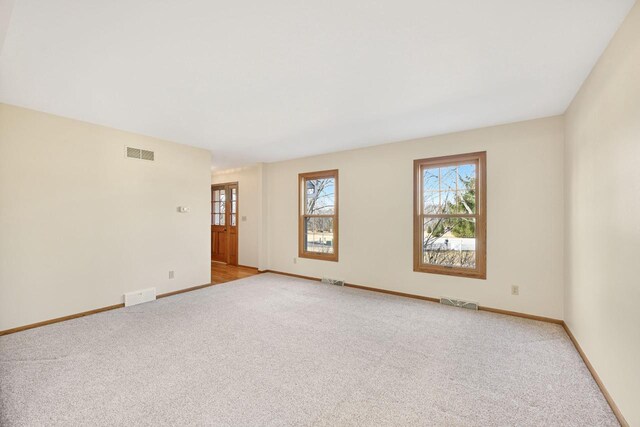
[440,166,457,191]
[231,214,236,226]
[458,164,476,190]
[424,191,440,214]
[423,163,477,215]
[440,190,456,213]
[457,163,476,214]
[304,217,335,254]
[422,217,476,269]
[305,178,335,215]
[423,167,439,192]
[455,189,476,214]
[427,191,476,215]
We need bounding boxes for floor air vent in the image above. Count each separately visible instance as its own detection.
[321,277,345,286]
[440,297,478,310]
[126,146,155,161]
[124,287,156,307]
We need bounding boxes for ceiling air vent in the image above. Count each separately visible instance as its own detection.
[126,146,154,161]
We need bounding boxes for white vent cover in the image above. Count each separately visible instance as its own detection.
[124,287,156,307]
[125,146,154,161]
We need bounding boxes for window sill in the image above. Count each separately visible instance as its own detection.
[299,252,339,262]
[413,265,486,280]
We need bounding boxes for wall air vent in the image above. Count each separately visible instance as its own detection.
[140,149,154,161]
[126,147,141,159]
[126,146,154,161]
[440,297,478,310]
[124,287,156,307]
[321,277,345,286]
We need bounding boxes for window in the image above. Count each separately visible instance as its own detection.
[212,187,226,226]
[299,170,339,262]
[414,152,486,279]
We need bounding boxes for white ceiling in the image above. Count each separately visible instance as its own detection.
[0,0,635,169]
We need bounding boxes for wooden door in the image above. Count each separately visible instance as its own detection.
[211,183,239,265]
[211,186,227,263]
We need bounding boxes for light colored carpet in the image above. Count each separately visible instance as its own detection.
[0,273,618,426]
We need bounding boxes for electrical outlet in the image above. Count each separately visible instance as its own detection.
[293,257,297,264]
[511,285,519,296]
[169,270,175,279]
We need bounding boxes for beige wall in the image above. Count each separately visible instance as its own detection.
[0,104,212,331]
[564,2,640,425]
[212,164,264,268]
[265,116,565,319]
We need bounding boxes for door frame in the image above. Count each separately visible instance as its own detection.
[211,182,239,265]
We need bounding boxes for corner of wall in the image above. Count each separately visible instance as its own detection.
[257,162,269,271]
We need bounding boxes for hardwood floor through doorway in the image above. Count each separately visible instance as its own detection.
[211,262,260,284]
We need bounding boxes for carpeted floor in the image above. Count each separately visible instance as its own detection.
[0,273,618,426]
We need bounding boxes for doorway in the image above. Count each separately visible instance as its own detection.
[211,182,238,266]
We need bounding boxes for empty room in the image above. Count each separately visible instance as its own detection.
[1,0,639,425]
